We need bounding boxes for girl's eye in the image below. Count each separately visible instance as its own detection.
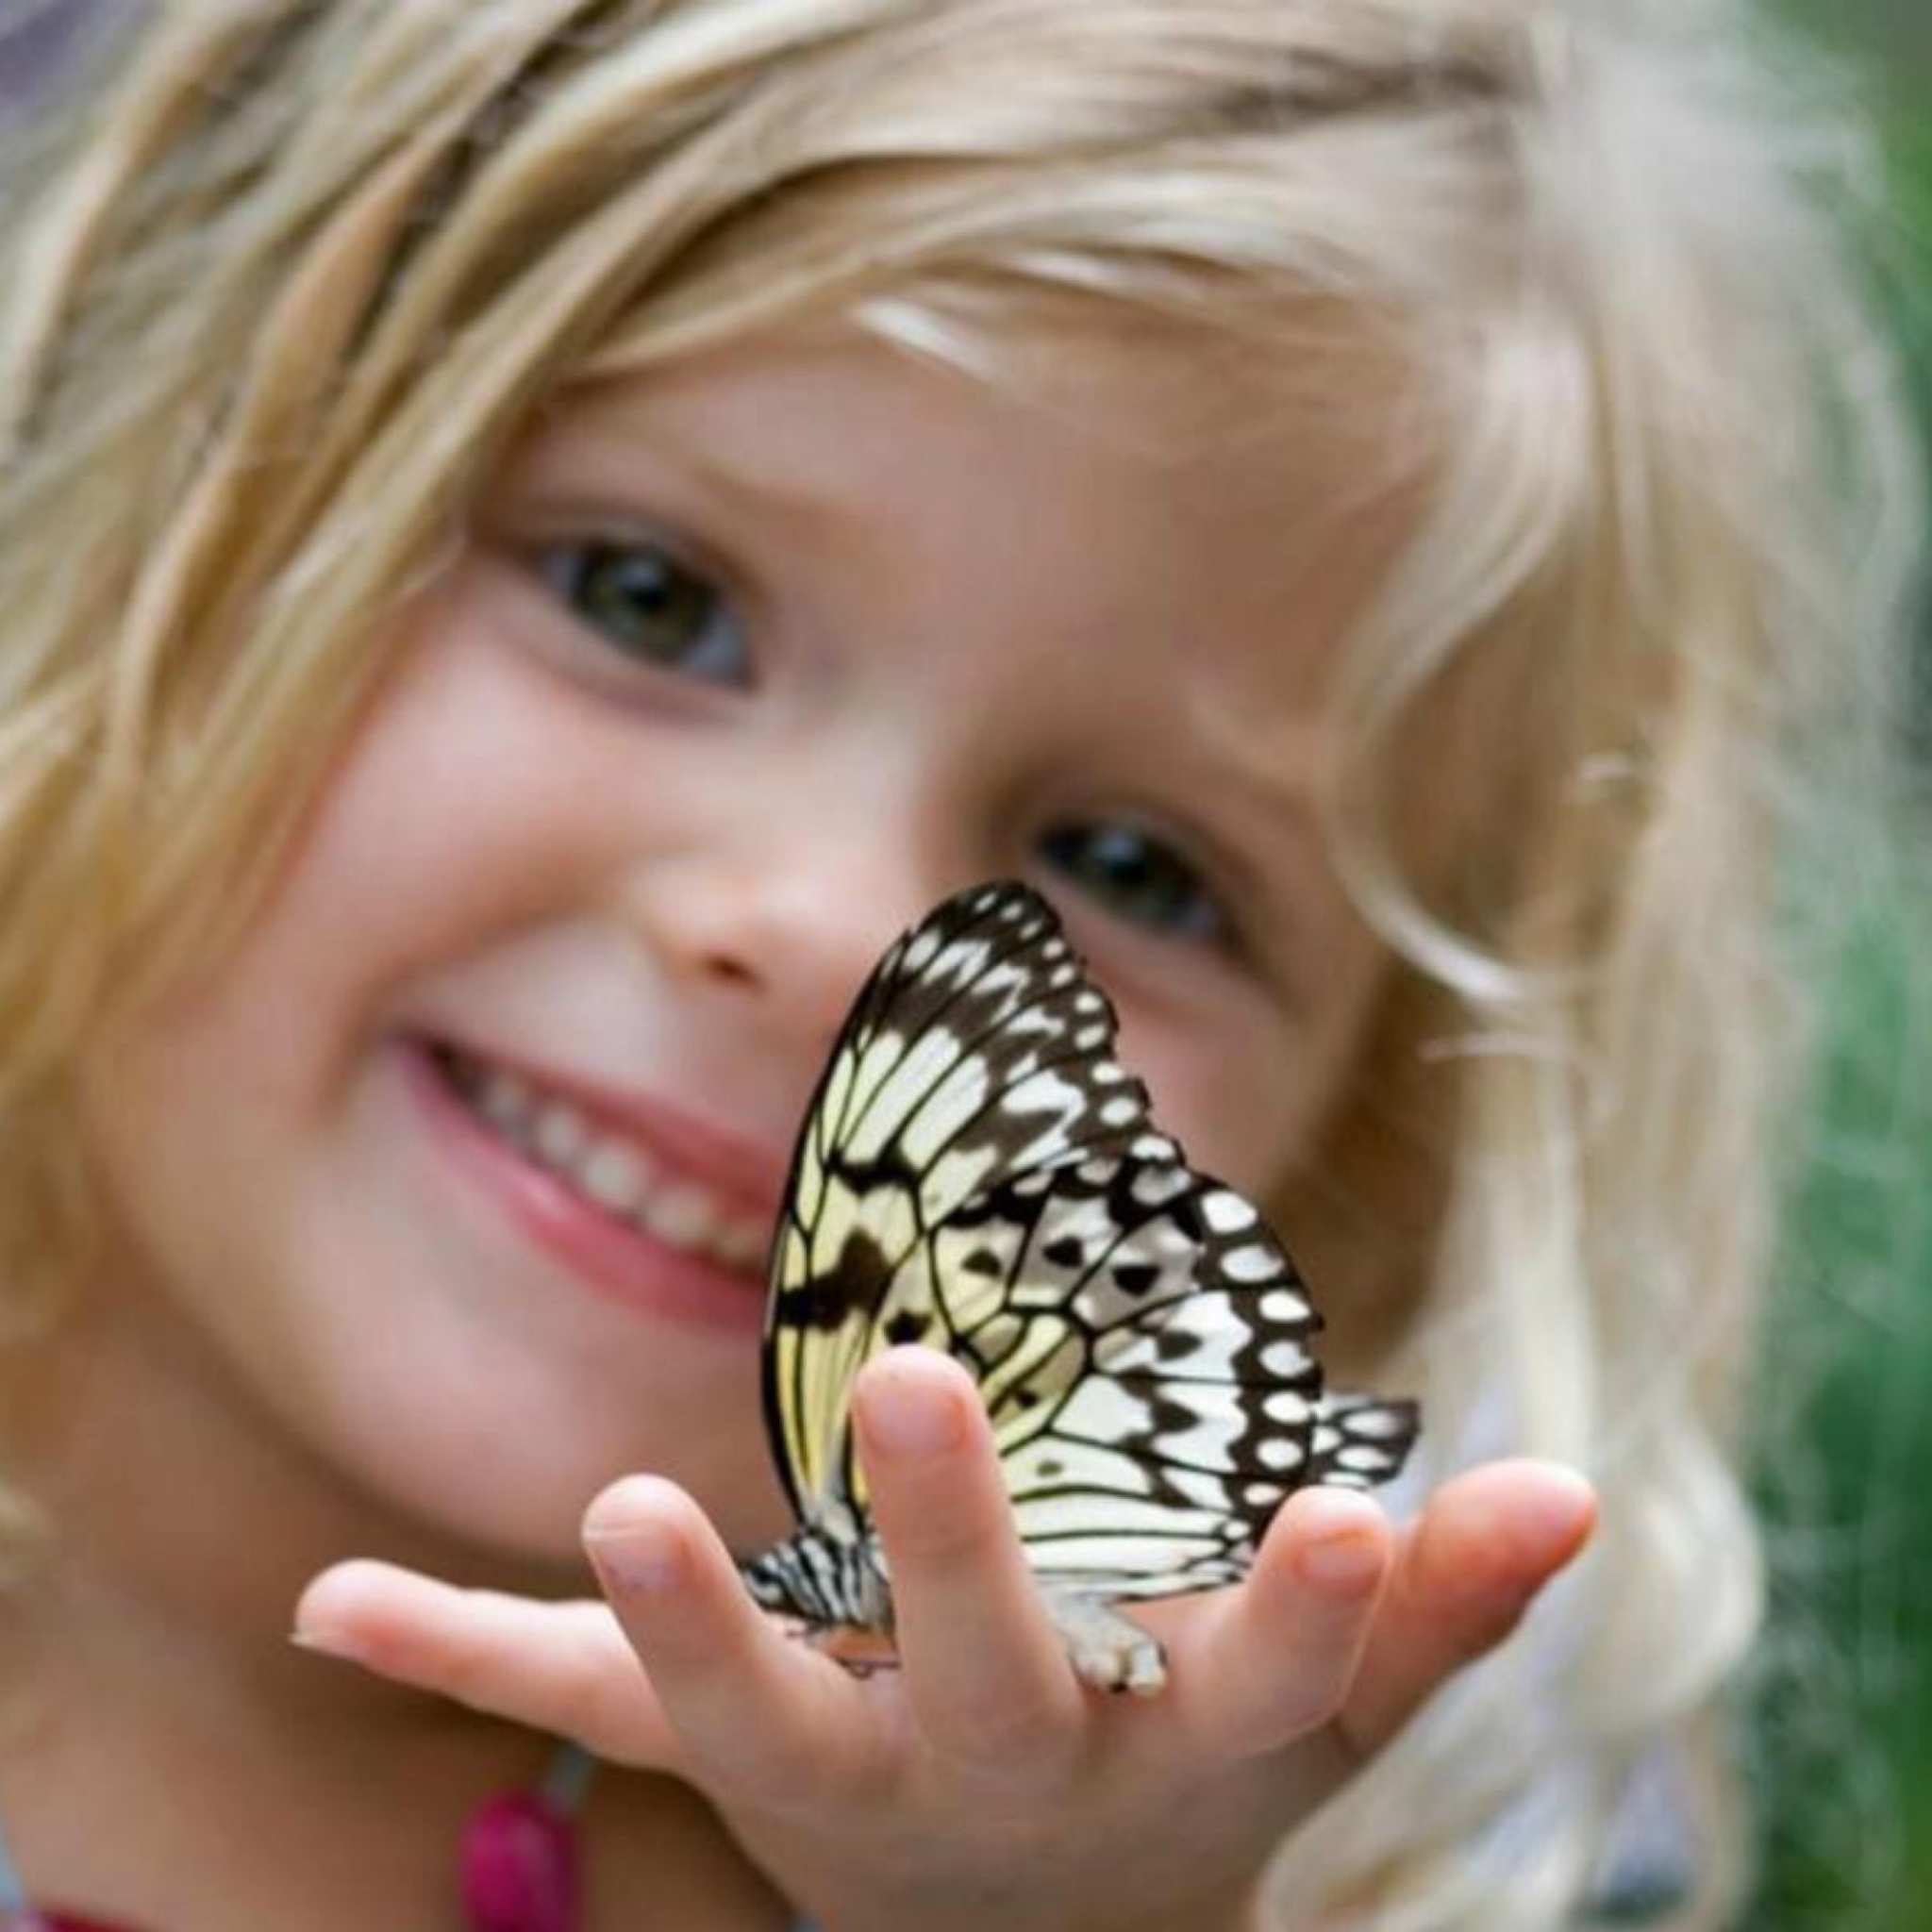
[1038,821,1227,944]
[535,538,749,686]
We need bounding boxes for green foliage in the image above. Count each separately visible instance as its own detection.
[1743,11,1932,1927]
[1751,883,1932,1931]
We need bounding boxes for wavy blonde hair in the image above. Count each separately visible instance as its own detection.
[0,2,1918,1924]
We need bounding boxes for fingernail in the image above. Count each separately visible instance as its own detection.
[291,1624,367,1663]
[1518,1467,1598,1557]
[1300,1530,1384,1591]
[1294,1495,1387,1591]
[859,1359,965,1460]
[585,1521,685,1597]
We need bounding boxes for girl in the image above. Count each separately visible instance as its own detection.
[0,1,1917,1926]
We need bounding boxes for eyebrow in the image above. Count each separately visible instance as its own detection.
[653,434,831,525]
[528,380,891,543]
[511,416,803,523]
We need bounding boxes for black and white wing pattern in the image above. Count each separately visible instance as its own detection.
[738,880,1419,1690]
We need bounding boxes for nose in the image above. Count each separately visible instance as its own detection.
[615,834,956,1052]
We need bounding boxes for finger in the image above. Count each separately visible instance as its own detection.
[1341,1459,1596,1755]
[853,1348,1087,1772]
[582,1474,884,1811]
[1168,1486,1393,1760]
[292,1559,679,1766]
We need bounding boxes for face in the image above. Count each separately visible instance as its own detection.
[77,329,1406,1567]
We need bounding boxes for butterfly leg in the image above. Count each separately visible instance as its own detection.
[1041,1590,1167,1696]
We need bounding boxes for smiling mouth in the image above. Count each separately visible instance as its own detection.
[425,1041,774,1277]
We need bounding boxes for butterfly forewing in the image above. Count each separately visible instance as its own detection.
[763,884,1176,1517]
[814,888,1176,1214]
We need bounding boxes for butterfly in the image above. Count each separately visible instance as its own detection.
[737,880,1419,1693]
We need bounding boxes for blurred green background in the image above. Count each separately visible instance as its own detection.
[1753,5,1932,1929]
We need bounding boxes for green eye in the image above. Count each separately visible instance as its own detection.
[538,539,749,686]
[1039,821,1225,942]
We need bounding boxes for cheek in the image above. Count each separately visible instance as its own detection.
[275,625,604,984]
[76,968,790,1561]
[1129,1037,1305,1198]
[72,643,531,1195]
[1121,947,1392,1205]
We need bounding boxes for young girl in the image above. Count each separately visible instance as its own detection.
[0,1,1917,1926]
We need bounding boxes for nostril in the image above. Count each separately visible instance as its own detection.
[700,951,762,990]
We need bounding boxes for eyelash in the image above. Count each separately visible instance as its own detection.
[532,534,752,689]
[1036,820,1232,951]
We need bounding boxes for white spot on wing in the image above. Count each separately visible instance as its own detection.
[1201,1191,1258,1234]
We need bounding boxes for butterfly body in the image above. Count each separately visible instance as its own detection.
[739,882,1420,1691]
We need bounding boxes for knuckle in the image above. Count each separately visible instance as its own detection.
[435,1607,520,1707]
[549,1650,647,1757]
[881,1494,1002,1574]
[1266,1674,1351,1739]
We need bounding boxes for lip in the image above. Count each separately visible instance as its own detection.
[440,1030,791,1213]
[397,1034,779,1335]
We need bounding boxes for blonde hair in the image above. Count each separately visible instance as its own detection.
[0,2,1918,1924]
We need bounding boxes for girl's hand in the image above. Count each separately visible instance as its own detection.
[296,1350,1594,1932]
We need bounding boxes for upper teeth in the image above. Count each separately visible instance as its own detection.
[458,1056,772,1274]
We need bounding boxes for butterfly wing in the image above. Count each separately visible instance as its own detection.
[750,878,1419,1636]
[761,882,1174,1537]
[1307,1390,1424,1491]
[925,1153,1416,1602]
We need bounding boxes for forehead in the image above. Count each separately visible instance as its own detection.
[536,317,1423,717]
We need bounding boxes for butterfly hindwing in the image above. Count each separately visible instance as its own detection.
[936,1156,1331,1600]
[1307,1389,1424,1491]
